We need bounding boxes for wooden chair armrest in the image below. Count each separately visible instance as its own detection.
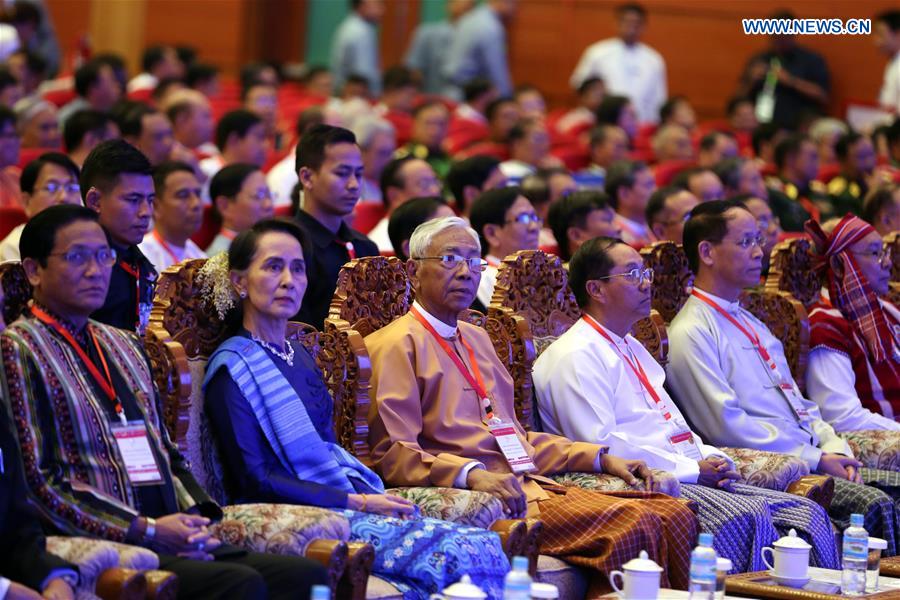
[489,519,528,562]
[144,570,178,600]
[304,539,349,594]
[94,567,147,600]
[524,519,544,577]
[336,541,375,600]
[786,475,835,511]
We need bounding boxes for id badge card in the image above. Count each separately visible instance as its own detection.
[779,382,811,423]
[111,421,164,485]
[488,420,536,473]
[669,430,703,461]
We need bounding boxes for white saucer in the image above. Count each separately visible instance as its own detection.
[769,571,810,588]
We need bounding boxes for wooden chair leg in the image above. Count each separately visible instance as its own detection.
[144,570,178,600]
[95,567,147,600]
[524,519,544,577]
[336,541,375,600]
[786,475,835,511]
[305,539,349,594]
[490,519,527,561]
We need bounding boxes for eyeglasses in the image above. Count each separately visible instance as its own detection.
[415,254,489,272]
[723,234,767,249]
[596,267,654,285]
[48,247,117,268]
[40,181,80,195]
[852,246,892,265]
[505,212,542,226]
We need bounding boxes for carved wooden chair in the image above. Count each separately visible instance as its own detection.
[640,241,693,323]
[146,258,382,598]
[486,251,833,508]
[0,262,176,600]
[884,232,900,306]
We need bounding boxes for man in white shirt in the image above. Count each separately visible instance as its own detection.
[330,0,384,96]
[469,187,540,310]
[668,199,900,552]
[199,110,267,204]
[0,152,81,262]
[138,161,206,272]
[875,10,900,115]
[534,236,839,571]
[368,156,441,252]
[569,3,667,124]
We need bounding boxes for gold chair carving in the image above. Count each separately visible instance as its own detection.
[885,232,900,283]
[766,238,823,309]
[640,241,693,323]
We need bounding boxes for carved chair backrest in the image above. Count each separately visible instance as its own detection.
[490,249,669,365]
[640,241,693,323]
[0,261,31,325]
[766,238,823,309]
[330,255,540,429]
[146,259,372,503]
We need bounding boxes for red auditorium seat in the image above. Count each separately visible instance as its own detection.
[274,205,293,217]
[446,118,490,156]
[0,207,26,239]
[654,159,697,186]
[17,147,62,169]
[42,87,77,109]
[351,201,386,235]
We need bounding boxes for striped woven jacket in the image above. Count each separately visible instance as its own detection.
[0,315,216,542]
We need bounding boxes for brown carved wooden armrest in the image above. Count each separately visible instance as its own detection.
[489,519,528,562]
[337,541,375,600]
[304,539,349,594]
[524,519,544,577]
[95,567,147,600]
[144,324,192,449]
[144,570,178,600]
[786,475,835,512]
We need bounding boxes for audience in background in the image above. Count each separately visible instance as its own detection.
[645,185,699,244]
[0,105,21,207]
[444,0,516,98]
[62,109,119,167]
[387,195,455,260]
[605,159,656,247]
[863,184,900,236]
[445,153,506,219]
[206,163,273,256]
[331,0,384,95]
[370,156,441,252]
[548,190,620,263]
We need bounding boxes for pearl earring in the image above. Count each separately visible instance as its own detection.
[239,290,247,298]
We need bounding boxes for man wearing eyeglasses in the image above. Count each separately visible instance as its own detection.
[2,203,330,599]
[469,186,541,310]
[805,214,900,433]
[366,215,701,594]
[0,152,81,262]
[668,200,900,552]
[533,235,840,572]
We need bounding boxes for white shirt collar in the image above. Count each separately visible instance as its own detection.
[485,254,501,267]
[412,300,458,338]
[692,285,742,314]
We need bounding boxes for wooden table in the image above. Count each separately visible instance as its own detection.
[725,570,900,599]
[881,556,900,579]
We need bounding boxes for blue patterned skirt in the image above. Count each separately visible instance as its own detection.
[340,509,509,599]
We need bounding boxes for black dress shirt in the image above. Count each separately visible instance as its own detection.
[91,244,157,333]
[293,210,379,328]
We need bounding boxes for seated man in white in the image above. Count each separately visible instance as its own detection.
[533,235,838,572]
[667,199,900,554]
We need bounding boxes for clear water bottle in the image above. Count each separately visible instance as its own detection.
[503,555,532,600]
[310,584,330,600]
[688,532,718,600]
[841,513,868,596]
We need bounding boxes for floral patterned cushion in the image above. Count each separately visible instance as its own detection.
[841,430,900,472]
[550,469,681,498]
[46,536,158,593]
[719,447,810,491]
[384,487,505,529]
[215,503,350,555]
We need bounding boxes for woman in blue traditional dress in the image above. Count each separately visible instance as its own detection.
[202,219,508,599]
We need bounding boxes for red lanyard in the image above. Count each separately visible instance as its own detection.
[410,305,495,420]
[118,260,141,330]
[31,306,124,422]
[339,240,356,260]
[221,228,237,240]
[152,230,180,265]
[691,289,776,370]
[582,315,670,420]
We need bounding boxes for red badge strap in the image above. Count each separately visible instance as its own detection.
[581,315,670,420]
[410,305,495,420]
[31,306,123,419]
[691,289,776,368]
[152,230,180,265]
[340,240,356,260]
[117,260,142,330]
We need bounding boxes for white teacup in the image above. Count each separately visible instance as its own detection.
[609,550,662,599]
[761,528,811,580]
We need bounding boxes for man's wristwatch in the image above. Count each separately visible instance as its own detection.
[144,517,157,542]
